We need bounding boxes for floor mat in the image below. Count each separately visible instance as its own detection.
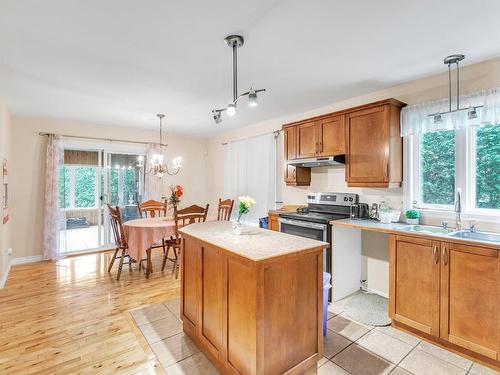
[343,292,391,326]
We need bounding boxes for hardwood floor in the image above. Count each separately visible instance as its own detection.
[0,251,180,374]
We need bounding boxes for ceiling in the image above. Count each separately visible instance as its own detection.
[1,0,500,137]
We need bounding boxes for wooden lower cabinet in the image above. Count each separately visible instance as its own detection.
[390,235,500,364]
[268,211,279,231]
[181,234,324,374]
[441,242,499,360]
[389,236,440,337]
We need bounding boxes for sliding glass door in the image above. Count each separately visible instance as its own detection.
[59,146,145,254]
[101,152,145,247]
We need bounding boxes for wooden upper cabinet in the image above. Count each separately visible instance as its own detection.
[390,235,441,337]
[440,242,499,360]
[284,125,311,186]
[296,121,319,159]
[282,98,405,187]
[319,115,345,156]
[284,126,297,160]
[345,100,405,187]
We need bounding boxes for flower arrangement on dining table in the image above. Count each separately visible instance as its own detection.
[169,185,183,208]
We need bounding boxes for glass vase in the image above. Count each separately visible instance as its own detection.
[232,219,242,235]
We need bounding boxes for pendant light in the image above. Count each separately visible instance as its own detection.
[212,35,266,124]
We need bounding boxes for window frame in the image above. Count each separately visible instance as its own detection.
[60,165,99,210]
[405,126,500,220]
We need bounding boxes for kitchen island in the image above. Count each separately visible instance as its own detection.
[178,221,329,375]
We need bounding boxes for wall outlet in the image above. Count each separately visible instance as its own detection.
[6,247,12,256]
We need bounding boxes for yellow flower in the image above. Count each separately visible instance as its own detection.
[238,196,256,208]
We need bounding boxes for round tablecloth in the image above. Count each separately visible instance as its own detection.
[123,218,176,261]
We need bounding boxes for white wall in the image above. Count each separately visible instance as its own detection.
[0,99,12,286]
[10,116,208,260]
[207,57,500,295]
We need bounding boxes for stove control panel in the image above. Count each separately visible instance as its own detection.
[307,192,359,206]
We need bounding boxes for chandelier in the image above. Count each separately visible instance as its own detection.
[212,35,266,124]
[146,114,182,178]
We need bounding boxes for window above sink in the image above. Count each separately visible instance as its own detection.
[404,123,500,221]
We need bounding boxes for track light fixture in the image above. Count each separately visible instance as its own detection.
[429,54,483,124]
[211,35,266,124]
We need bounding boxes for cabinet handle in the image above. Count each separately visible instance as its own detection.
[433,245,439,264]
[384,163,389,178]
[442,246,449,266]
[319,142,323,153]
[315,142,319,154]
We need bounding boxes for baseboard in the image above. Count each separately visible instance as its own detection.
[12,255,43,265]
[0,258,11,289]
[361,286,389,299]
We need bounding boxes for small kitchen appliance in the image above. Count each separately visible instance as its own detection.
[350,203,370,219]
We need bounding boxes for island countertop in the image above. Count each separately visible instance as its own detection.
[179,220,328,261]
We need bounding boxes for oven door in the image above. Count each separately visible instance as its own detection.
[279,217,327,242]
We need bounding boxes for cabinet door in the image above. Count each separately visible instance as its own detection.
[297,121,319,158]
[440,242,499,360]
[182,237,201,333]
[268,213,279,231]
[346,105,389,184]
[390,236,440,337]
[284,126,297,161]
[200,243,224,358]
[319,115,345,156]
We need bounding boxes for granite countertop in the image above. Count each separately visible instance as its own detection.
[179,221,329,261]
[330,218,500,248]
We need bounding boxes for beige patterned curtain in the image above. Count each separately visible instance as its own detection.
[43,134,63,260]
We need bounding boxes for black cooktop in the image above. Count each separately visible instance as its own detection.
[279,211,349,224]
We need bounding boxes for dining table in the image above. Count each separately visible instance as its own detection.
[123,217,178,278]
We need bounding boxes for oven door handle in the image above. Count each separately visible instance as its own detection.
[278,217,327,231]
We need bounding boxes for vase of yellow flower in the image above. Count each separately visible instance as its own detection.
[233,196,256,235]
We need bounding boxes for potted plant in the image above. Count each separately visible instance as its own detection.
[169,185,183,209]
[233,196,256,235]
[405,209,420,225]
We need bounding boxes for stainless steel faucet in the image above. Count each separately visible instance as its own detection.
[455,189,462,231]
[469,220,478,233]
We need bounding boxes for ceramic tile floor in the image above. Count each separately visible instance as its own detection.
[130,297,500,375]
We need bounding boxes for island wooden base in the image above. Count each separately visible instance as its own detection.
[180,233,324,375]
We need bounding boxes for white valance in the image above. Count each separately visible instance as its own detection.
[401,87,500,136]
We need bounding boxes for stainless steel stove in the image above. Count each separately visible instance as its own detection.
[278,192,359,301]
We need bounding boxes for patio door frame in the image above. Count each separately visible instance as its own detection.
[60,138,146,254]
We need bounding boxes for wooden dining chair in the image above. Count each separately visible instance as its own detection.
[138,199,168,255]
[217,198,234,221]
[138,199,168,218]
[107,204,133,281]
[162,204,209,278]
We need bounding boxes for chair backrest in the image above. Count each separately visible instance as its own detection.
[217,198,234,221]
[107,204,127,249]
[173,204,209,239]
[138,199,168,218]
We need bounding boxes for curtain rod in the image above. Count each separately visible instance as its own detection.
[221,129,281,146]
[38,132,168,147]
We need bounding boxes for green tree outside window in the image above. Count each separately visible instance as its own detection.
[476,124,500,209]
[420,130,455,205]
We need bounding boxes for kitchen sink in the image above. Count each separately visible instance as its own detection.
[402,225,454,235]
[448,231,500,243]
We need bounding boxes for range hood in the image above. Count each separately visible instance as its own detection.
[287,155,345,167]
